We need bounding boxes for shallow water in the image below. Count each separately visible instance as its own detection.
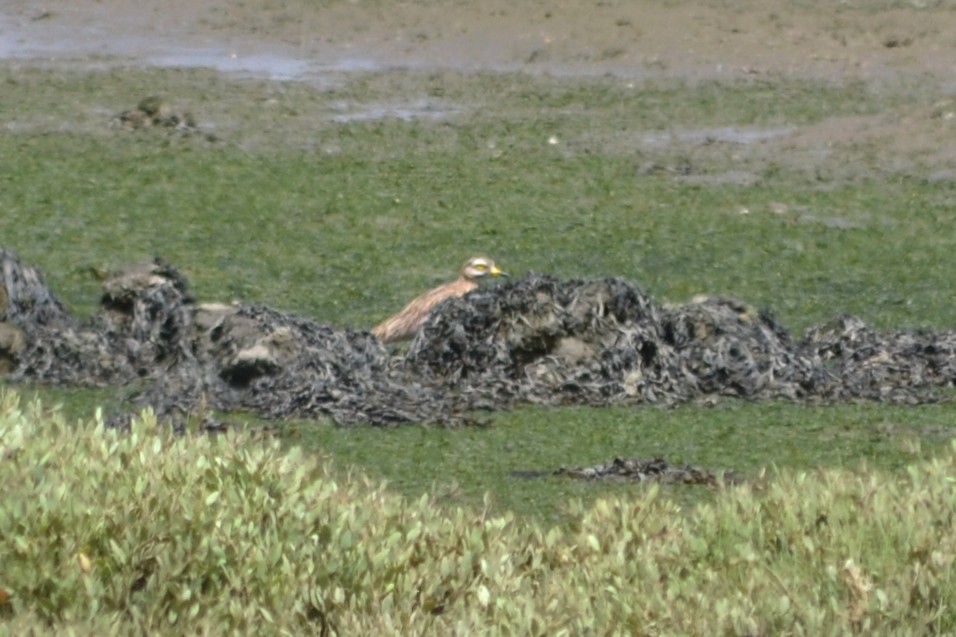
[0,8,381,81]
[641,126,795,147]
[327,99,460,123]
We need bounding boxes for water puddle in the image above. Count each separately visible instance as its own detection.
[642,126,795,147]
[327,99,460,123]
[0,9,472,123]
[0,9,383,81]
[148,50,313,81]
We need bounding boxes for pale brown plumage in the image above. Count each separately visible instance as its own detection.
[372,256,507,343]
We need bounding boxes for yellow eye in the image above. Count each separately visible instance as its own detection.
[474,262,487,270]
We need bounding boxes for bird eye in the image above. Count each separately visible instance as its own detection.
[474,263,487,270]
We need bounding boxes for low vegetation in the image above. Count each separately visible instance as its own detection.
[1,390,954,635]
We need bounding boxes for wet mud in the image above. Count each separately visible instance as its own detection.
[3,1,956,183]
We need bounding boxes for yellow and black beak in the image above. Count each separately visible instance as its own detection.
[490,265,508,277]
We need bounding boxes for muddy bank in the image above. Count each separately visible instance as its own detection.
[5,0,956,84]
[2,248,954,427]
[4,1,956,185]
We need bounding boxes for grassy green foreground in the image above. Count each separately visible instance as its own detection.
[26,385,956,523]
[1,391,954,635]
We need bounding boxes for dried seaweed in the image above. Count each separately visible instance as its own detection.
[114,96,198,131]
[3,252,194,387]
[1,248,953,427]
[549,457,739,486]
[801,315,956,403]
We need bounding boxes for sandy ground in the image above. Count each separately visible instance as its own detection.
[2,0,956,179]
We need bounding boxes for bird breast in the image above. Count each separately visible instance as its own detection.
[372,277,478,343]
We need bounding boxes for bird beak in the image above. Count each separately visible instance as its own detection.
[490,265,508,277]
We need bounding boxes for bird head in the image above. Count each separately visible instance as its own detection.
[461,256,507,281]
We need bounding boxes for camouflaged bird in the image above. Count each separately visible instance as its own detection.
[371,256,507,343]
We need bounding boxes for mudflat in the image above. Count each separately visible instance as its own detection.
[4,0,955,183]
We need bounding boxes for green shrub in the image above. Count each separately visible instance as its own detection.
[1,389,953,635]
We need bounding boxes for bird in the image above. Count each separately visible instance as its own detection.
[371,256,507,343]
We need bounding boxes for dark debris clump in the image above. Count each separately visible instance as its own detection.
[1,248,954,427]
[801,315,956,403]
[404,275,683,406]
[553,457,740,486]
[195,304,471,427]
[114,96,198,132]
[2,251,194,387]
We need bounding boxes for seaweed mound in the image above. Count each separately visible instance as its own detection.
[404,276,677,405]
[114,96,197,131]
[1,249,953,427]
[801,315,956,403]
[2,252,193,387]
[552,457,739,486]
[188,305,464,426]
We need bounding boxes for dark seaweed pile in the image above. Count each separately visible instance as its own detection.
[1,248,954,427]
[553,457,739,486]
[114,96,198,132]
